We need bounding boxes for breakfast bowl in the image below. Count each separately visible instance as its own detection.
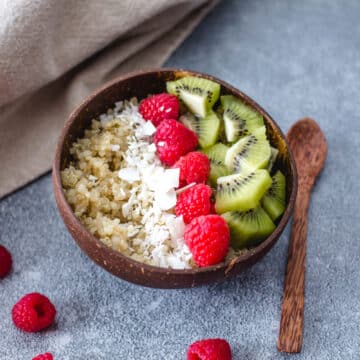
[52,68,297,288]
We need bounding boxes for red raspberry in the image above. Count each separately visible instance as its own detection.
[154,119,198,166]
[32,353,53,360]
[12,293,56,332]
[175,184,213,224]
[0,244,12,278]
[184,215,230,267]
[174,151,210,187]
[139,93,179,126]
[187,338,232,360]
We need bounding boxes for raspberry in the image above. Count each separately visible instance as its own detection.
[154,119,198,166]
[0,244,12,278]
[12,293,56,332]
[187,338,232,360]
[139,93,179,126]
[174,151,210,187]
[184,215,230,267]
[175,184,213,224]
[32,353,53,360]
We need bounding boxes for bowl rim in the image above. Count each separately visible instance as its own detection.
[53,67,297,276]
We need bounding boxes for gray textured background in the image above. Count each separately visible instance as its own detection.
[1,0,359,359]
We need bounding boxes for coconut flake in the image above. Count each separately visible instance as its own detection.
[148,143,157,153]
[88,175,98,182]
[144,167,179,193]
[155,189,177,210]
[167,255,189,269]
[111,144,120,151]
[100,113,113,126]
[166,216,186,240]
[143,166,164,191]
[163,168,180,189]
[122,202,132,218]
[136,121,156,137]
[118,168,140,183]
[114,101,123,111]
[175,182,196,195]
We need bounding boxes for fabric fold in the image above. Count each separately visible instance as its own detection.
[0,0,218,199]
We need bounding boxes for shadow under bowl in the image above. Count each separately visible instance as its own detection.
[52,68,297,289]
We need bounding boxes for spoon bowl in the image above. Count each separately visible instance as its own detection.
[287,118,327,184]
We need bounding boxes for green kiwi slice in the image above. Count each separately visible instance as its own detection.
[166,76,220,118]
[215,169,272,213]
[166,81,177,95]
[262,170,286,221]
[225,126,271,174]
[221,95,264,142]
[202,143,230,186]
[222,207,275,249]
[268,147,279,172]
[180,110,221,148]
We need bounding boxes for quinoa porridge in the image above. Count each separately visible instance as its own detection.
[61,99,194,269]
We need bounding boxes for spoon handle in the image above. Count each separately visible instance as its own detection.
[277,186,311,353]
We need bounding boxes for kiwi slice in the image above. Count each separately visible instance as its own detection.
[180,111,221,148]
[221,95,264,142]
[225,126,271,174]
[268,147,279,172]
[166,81,177,95]
[262,170,286,221]
[222,207,275,249]
[166,76,220,118]
[215,169,272,213]
[202,143,230,186]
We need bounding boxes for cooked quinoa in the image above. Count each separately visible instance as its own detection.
[61,99,194,269]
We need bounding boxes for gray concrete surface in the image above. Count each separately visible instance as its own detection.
[1,0,359,358]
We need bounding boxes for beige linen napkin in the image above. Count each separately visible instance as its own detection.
[0,0,218,199]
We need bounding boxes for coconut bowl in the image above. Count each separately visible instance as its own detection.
[52,68,297,289]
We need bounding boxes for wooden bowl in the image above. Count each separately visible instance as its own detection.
[52,68,297,289]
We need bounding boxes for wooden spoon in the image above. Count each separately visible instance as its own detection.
[277,118,327,353]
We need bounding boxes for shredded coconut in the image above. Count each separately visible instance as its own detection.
[111,144,120,151]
